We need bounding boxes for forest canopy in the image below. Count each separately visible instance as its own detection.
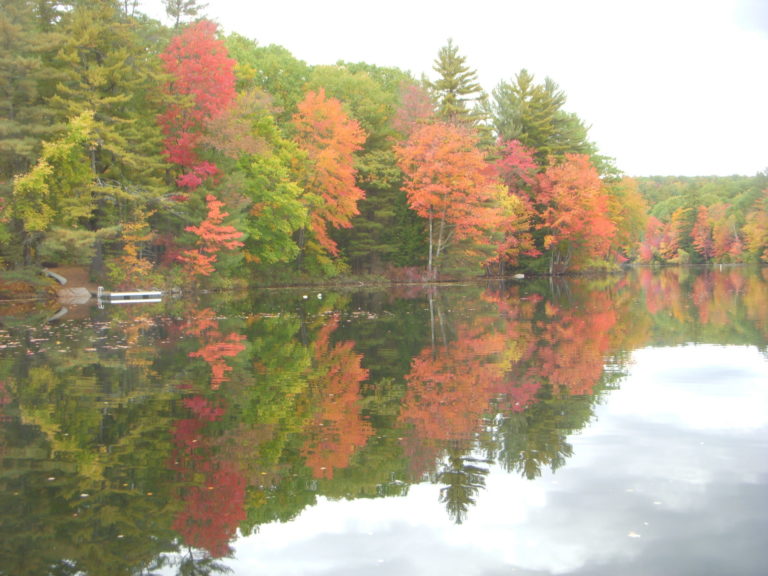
[1,0,766,288]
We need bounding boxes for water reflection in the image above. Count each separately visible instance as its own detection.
[0,267,767,574]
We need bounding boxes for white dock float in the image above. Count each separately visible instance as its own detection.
[97,287,163,305]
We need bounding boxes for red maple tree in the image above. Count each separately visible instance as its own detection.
[159,20,236,190]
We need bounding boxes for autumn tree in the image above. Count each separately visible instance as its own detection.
[178,194,244,278]
[392,81,434,136]
[224,34,309,122]
[307,64,399,151]
[107,208,156,288]
[605,177,648,262]
[536,154,616,273]
[396,122,501,277]
[658,207,690,263]
[637,215,664,263]
[491,139,540,273]
[743,190,768,262]
[159,19,236,190]
[691,205,715,261]
[301,314,372,479]
[292,88,366,267]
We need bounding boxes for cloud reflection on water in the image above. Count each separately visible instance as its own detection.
[230,344,768,575]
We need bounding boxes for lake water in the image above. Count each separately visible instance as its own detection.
[1,267,767,575]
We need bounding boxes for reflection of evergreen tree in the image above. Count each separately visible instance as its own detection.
[171,547,233,576]
[495,387,598,480]
[437,445,490,525]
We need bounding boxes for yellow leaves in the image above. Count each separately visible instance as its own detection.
[11,111,96,233]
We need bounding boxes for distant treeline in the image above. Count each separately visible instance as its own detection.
[1,0,766,288]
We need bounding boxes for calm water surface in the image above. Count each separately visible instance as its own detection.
[1,267,767,575]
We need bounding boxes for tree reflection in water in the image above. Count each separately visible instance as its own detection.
[0,267,766,573]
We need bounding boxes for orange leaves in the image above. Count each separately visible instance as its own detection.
[301,314,372,479]
[292,89,367,256]
[184,307,246,389]
[178,194,244,278]
[537,154,616,261]
[397,122,495,224]
[395,122,501,272]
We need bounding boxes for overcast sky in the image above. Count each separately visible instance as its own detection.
[140,0,768,177]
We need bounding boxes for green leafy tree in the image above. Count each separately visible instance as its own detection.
[236,99,308,267]
[10,111,95,264]
[225,34,309,122]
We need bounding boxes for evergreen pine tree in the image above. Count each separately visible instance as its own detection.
[427,39,485,125]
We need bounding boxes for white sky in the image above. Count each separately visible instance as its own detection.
[140,0,768,177]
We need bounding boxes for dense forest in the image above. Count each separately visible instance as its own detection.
[1,0,767,290]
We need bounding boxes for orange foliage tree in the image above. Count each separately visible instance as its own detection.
[691,205,715,261]
[292,88,367,259]
[395,122,501,276]
[536,154,616,273]
[178,194,244,278]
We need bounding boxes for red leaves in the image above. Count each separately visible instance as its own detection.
[159,20,236,189]
[189,334,247,388]
[184,307,246,389]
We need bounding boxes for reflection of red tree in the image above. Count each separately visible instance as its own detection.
[0,381,11,406]
[189,335,247,388]
[301,315,372,479]
[172,461,246,558]
[170,395,246,558]
[184,308,246,389]
[642,268,756,330]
